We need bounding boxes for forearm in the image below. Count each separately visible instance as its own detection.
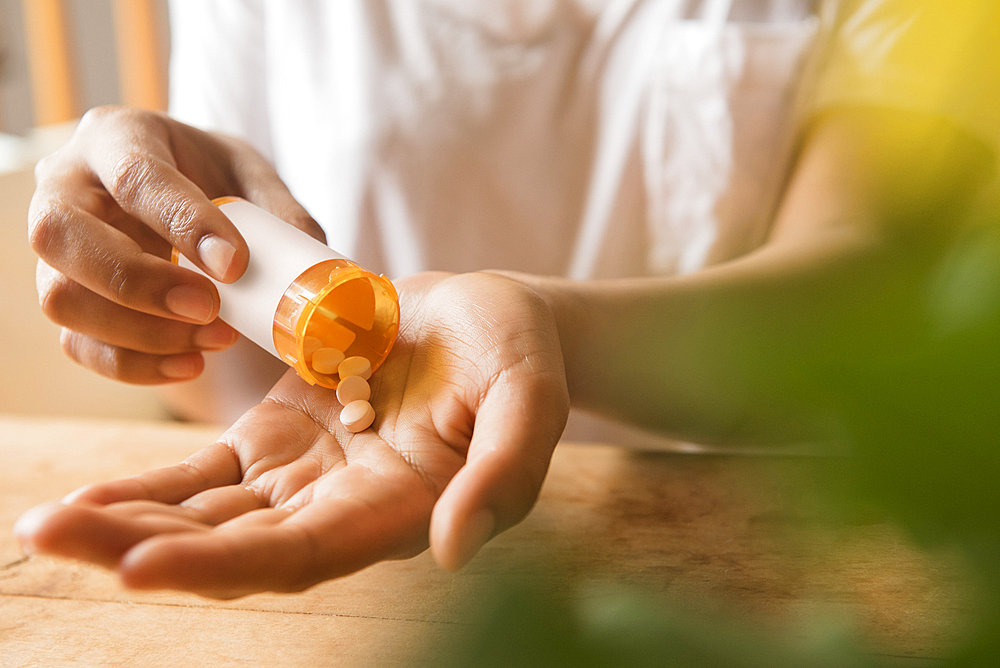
[525,231,914,446]
[522,109,994,447]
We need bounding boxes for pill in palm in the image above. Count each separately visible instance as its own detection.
[340,399,375,433]
[338,356,372,380]
[311,347,345,374]
[336,374,371,406]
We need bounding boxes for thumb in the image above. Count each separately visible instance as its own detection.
[429,371,568,571]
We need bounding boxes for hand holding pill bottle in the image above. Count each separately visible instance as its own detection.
[174,198,400,393]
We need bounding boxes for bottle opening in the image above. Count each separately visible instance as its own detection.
[272,258,400,389]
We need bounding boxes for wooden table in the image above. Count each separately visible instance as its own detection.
[0,416,971,666]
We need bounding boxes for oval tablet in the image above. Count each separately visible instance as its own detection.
[338,356,372,380]
[336,374,371,406]
[311,347,345,375]
[340,400,375,433]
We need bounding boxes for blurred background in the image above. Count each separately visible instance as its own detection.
[1,2,999,664]
[0,0,169,418]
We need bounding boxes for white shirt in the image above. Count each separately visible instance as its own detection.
[169,0,823,281]
[167,0,996,447]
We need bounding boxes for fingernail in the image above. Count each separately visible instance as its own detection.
[198,235,237,281]
[194,321,238,350]
[451,509,495,571]
[13,502,59,548]
[159,354,201,379]
[61,486,91,504]
[12,511,37,543]
[165,284,214,323]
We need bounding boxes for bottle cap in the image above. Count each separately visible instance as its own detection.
[271,258,399,388]
[172,197,400,389]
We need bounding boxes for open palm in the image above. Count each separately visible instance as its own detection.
[16,272,569,598]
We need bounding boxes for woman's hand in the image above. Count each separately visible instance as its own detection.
[15,272,570,598]
[28,106,324,384]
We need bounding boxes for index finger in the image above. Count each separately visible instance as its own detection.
[62,442,243,506]
[116,464,434,598]
[83,111,248,282]
[13,443,242,565]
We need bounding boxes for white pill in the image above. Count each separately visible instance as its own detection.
[311,347,345,375]
[336,374,371,406]
[303,336,323,361]
[338,356,372,380]
[340,400,375,433]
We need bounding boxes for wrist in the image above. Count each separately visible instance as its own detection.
[482,270,591,406]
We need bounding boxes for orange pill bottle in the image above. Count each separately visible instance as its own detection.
[173,197,399,389]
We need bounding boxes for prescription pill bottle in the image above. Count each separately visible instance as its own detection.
[172,197,400,389]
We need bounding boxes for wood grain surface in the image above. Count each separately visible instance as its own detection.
[0,416,972,666]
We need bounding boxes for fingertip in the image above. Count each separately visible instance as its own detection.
[431,506,495,572]
[197,234,246,283]
[159,352,204,380]
[164,283,217,324]
[61,483,99,504]
[13,501,84,557]
[288,213,326,243]
[193,319,239,350]
[61,480,136,506]
[118,534,245,598]
[13,502,60,552]
[118,535,174,590]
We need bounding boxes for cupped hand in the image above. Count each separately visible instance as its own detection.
[15,272,569,598]
[29,106,325,384]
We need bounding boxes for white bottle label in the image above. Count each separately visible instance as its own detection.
[178,200,343,358]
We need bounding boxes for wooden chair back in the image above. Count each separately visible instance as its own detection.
[20,0,167,127]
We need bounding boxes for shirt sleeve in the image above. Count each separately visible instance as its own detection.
[809,0,1000,153]
[167,0,274,160]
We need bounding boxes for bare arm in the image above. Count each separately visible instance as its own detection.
[517,108,995,447]
[18,109,995,595]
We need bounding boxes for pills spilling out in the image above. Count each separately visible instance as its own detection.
[311,347,346,375]
[336,374,371,405]
[340,399,376,433]
[304,341,377,433]
[335,357,375,432]
[338,355,372,381]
